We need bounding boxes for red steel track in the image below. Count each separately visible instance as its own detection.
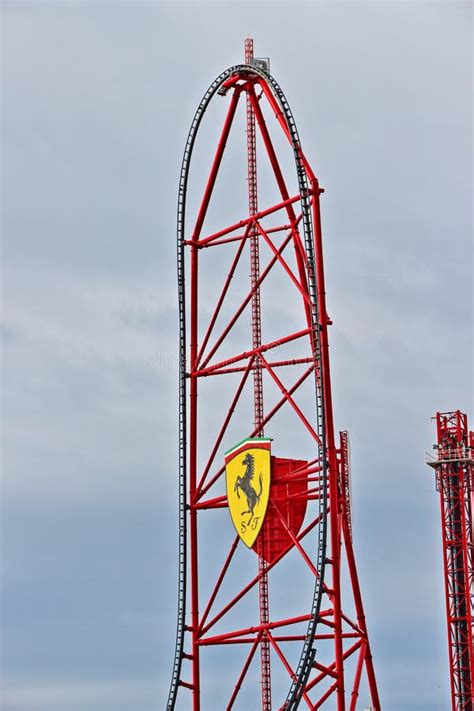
[167,42,380,710]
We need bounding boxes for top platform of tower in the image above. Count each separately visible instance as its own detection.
[427,456,474,468]
[249,57,271,73]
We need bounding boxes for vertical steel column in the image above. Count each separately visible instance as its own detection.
[245,37,271,711]
[429,411,474,711]
[188,87,241,711]
[339,433,381,711]
[339,432,352,542]
[310,178,345,710]
[190,235,200,711]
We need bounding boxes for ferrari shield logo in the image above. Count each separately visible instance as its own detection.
[225,438,271,548]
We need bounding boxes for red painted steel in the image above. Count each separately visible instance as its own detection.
[339,432,352,542]
[245,37,272,710]
[170,40,381,710]
[428,411,474,710]
[256,457,309,564]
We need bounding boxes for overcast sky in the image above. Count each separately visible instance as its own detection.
[1,2,472,710]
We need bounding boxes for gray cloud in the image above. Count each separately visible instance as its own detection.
[1,2,472,710]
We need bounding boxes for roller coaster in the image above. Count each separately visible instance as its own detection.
[167,40,381,710]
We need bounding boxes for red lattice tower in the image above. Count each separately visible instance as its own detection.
[428,411,474,710]
[167,40,381,710]
[245,37,272,711]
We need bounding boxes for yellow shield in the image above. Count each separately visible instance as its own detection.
[225,438,271,548]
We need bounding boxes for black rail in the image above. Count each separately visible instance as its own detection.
[167,63,328,710]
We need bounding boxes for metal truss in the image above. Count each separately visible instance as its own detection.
[428,411,474,710]
[167,42,380,711]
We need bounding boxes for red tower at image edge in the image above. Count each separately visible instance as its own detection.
[428,411,474,710]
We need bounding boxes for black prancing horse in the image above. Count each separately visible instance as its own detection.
[234,453,263,525]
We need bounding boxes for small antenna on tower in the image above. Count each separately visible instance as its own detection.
[244,37,270,73]
[245,36,254,64]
